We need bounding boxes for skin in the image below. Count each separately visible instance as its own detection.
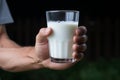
[0,24,87,72]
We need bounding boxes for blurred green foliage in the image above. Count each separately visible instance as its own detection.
[0,58,120,80]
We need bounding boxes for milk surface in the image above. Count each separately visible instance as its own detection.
[47,21,78,58]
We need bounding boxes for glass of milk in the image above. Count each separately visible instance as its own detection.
[46,10,79,63]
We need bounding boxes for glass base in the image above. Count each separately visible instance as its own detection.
[50,57,75,63]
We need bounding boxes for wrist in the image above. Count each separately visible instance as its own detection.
[27,47,44,69]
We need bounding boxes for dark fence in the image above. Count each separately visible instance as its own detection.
[6,16,120,60]
[84,16,120,60]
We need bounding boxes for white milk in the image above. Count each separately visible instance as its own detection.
[47,21,78,59]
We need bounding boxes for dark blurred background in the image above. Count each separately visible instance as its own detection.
[0,0,120,80]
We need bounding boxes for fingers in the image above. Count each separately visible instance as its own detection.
[72,44,87,62]
[36,28,52,44]
[73,44,87,53]
[72,52,84,61]
[73,35,87,44]
[73,26,87,61]
[75,26,87,36]
[74,26,87,44]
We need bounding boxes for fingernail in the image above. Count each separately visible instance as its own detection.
[45,28,50,35]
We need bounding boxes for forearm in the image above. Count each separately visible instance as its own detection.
[0,25,43,72]
[0,47,43,72]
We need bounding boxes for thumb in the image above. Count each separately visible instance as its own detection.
[36,28,52,43]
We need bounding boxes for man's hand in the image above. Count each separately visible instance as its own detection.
[35,26,87,70]
[0,25,87,72]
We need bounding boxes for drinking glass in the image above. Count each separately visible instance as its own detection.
[46,10,79,63]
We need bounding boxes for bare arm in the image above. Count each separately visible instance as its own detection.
[0,25,43,72]
[0,25,87,72]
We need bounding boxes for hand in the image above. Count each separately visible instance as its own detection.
[35,26,87,70]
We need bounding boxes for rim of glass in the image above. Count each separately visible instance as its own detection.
[46,10,79,13]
